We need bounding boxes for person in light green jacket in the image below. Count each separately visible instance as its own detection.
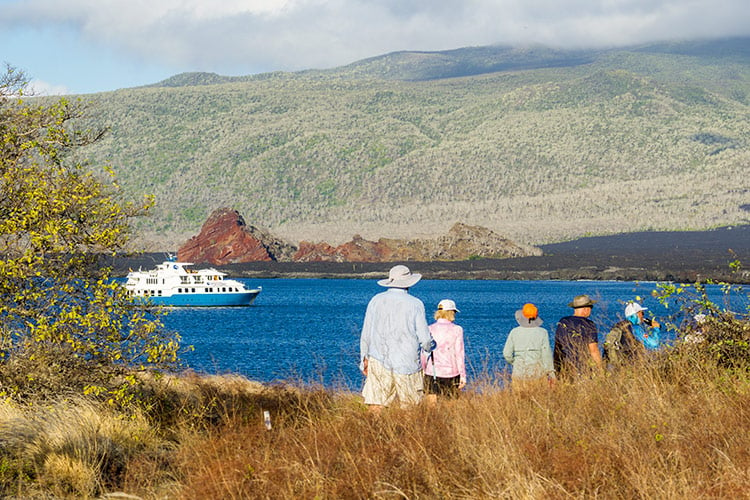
[503,303,556,386]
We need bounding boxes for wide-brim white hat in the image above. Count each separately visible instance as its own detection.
[377,264,422,288]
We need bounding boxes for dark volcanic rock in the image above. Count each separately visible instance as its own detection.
[177,208,296,264]
[110,224,750,283]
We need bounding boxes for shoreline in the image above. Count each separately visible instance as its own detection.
[110,254,749,284]
[110,225,750,283]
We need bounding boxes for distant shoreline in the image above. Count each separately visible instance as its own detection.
[110,225,750,284]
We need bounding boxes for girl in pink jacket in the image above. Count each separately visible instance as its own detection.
[422,299,467,400]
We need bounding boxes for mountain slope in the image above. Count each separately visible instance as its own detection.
[73,38,750,251]
[329,45,600,81]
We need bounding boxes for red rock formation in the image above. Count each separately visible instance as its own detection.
[293,223,542,262]
[335,235,393,262]
[178,208,296,264]
[181,209,541,264]
[294,235,395,262]
[293,241,342,262]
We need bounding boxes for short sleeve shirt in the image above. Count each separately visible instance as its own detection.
[553,315,598,373]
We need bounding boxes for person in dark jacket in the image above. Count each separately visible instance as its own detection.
[553,294,603,377]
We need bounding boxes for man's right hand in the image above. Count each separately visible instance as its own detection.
[425,339,437,353]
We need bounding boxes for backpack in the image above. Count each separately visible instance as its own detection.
[604,320,644,365]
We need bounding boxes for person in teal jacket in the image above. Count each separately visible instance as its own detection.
[624,302,661,350]
[503,303,555,386]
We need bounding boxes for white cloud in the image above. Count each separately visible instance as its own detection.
[3,0,750,76]
[28,79,70,96]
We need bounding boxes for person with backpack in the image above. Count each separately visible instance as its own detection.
[604,302,661,367]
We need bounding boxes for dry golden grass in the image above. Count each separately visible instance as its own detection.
[1,352,748,499]
[0,397,167,498]
[172,353,750,499]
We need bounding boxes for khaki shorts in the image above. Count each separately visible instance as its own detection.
[362,357,424,407]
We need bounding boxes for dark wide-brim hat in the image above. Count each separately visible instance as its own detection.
[568,294,597,308]
[515,309,543,328]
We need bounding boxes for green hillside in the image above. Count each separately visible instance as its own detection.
[73,38,750,251]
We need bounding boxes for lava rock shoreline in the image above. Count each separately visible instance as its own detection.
[110,225,750,284]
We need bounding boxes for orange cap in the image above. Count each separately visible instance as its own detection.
[522,303,538,319]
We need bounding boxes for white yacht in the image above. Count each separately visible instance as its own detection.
[124,258,260,306]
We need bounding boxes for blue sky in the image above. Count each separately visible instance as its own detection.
[2,0,749,96]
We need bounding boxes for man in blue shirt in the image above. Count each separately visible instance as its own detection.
[360,265,435,412]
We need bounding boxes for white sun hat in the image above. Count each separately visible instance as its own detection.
[377,265,422,288]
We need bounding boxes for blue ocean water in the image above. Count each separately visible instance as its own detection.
[163,279,742,391]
